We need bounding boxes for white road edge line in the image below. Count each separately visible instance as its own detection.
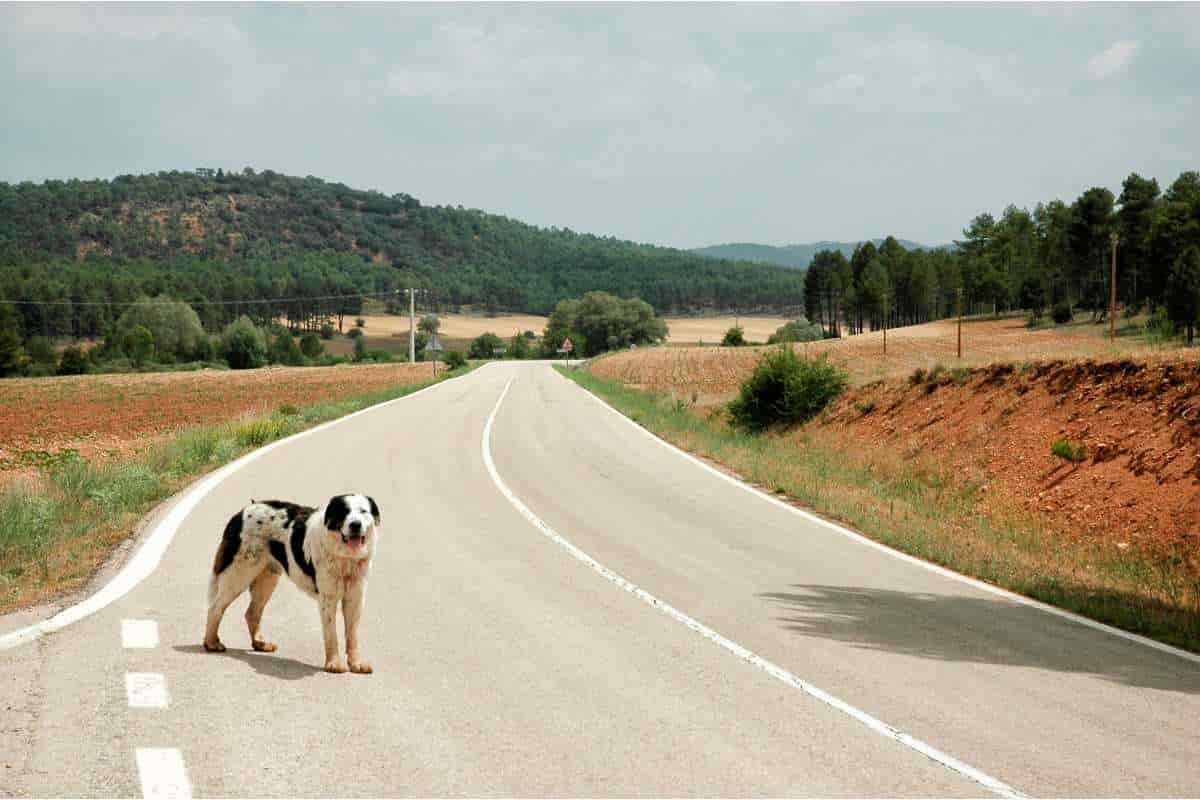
[559,366,1200,667]
[125,672,170,709]
[482,377,1024,799]
[0,366,483,651]
[135,747,192,800]
[122,619,160,649]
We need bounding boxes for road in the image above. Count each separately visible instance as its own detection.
[2,362,1198,797]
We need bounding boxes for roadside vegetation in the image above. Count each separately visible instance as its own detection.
[0,363,474,613]
[558,363,1200,653]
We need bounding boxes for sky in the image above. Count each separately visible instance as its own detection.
[2,2,1198,249]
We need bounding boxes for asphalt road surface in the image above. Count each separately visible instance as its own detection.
[2,362,1198,797]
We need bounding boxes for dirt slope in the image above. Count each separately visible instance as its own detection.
[815,359,1200,558]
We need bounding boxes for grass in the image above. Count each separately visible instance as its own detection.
[556,365,1200,653]
[1050,437,1088,463]
[0,363,476,612]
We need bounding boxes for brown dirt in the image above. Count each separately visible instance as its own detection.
[814,359,1200,558]
[0,364,435,480]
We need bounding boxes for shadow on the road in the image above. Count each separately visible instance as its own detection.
[759,584,1200,694]
[174,644,323,680]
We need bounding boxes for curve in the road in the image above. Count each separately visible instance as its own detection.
[483,376,1024,799]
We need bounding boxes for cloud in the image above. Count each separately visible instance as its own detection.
[1086,40,1140,80]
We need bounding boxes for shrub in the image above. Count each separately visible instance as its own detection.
[269,331,304,366]
[116,296,204,360]
[366,349,393,362]
[347,327,363,339]
[353,334,367,362]
[728,348,848,432]
[767,318,825,344]
[854,399,876,415]
[26,336,57,365]
[1050,438,1087,462]
[355,317,366,328]
[299,332,323,359]
[1144,307,1175,346]
[443,350,467,370]
[1051,301,1073,325]
[58,345,88,375]
[122,325,154,367]
[721,326,746,347]
[469,332,505,359]
[320,324,335,340]
[220,316,267,370]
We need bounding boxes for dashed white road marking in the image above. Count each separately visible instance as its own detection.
[135,747,192,800]
[122,619,160,649]
[482,377,1025,799]
[125,672,169,709]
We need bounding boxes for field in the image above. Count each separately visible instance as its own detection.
[357,312,791,345]
[591,315,1179,407]
[0,363,438,482]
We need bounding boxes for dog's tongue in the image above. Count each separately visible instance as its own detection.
[346,536,365,550]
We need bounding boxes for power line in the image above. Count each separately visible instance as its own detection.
[0,290,411,308]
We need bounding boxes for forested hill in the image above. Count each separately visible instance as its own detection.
[692,239,940,269]
[0,168,804,329]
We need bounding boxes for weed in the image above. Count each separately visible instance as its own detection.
[1051,438,1087,462]
[854,399,877,415]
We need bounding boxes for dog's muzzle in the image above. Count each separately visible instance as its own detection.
[343,520,366,548]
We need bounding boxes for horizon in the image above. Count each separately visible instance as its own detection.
[3,3,1196,250]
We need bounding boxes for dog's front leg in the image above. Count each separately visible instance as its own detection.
[318,581,346,673]
[343,578,372,674]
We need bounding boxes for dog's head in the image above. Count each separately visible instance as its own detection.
[322,494,380,557]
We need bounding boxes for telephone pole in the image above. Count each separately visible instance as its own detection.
[1109,233,1118,340]
[403,288,428,363]
[956,287,964,359]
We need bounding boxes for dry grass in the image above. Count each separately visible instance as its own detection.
[591,315,1186,408]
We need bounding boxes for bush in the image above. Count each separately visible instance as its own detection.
[269,331,304,366]
[721,326,746,347]
[192,333,219,362]
[299,332,323,359]
[1144,307,1175,346]
[347,327,363,339]
[469,332,505,359]
[1051,438,1087,462]
[220,316,267,370]
[1051,301,1073,325]
[767,318,825,344]
[320,324,335,340]
[122,325,154,367]
[443,350,467,370]
[366,349,394,362]
[355,317,366,328]
[854,399,876,415]
[116,296,204,360]
[353,334,367,362]
[25,336,57,365]
[728,348,848,432]
[58,345,88,375]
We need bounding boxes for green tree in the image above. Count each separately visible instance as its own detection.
[116,296,204,360]
[1166,247,1200,345]
[269,330,304,365]
[221,316,267,369]
[25,336,57,365]
[468,332,505,358]
[542,291,666,357]
[508,331,530,359]
[299,331,323,359]
[418,314,440,336]
[58,344,88,375]
[0,305,23,376]
[353,333,367,362]
[123,324,154,367]
[767,318,824,344]
[721,326,746,347]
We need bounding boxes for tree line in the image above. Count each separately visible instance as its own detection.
[802,169,1200,339]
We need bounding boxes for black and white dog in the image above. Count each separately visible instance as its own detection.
[204,494,380,674]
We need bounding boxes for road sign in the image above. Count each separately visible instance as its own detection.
[558,337,574,353]
[423,335,444,353]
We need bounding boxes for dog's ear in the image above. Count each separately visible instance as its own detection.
[367,496,380,524]
[323,495,350,531]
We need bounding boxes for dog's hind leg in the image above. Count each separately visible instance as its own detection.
[245,565,282,653]
[204,560,259,652]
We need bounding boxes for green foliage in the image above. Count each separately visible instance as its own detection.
[122,325,154,367]
[721,326,746,347]
[353,334,367,362]
[507,331,531,359]
[220,316,266,370]
[1051,438,1087,463]
[347,327,363,339]
[355,317,366,328]
[299,331,323,359]
[728,348,848,432]
[319,324,335,340]
[854,398,877,415]
[767,318,824,344]
[1143,307,1175,346]
[418,314,440,335]
[269,331,304,366]
[25,336,56,365]
[1166,246,1200,345]
[1051,301,1073,325]
[468,332,505,359]
[116,296,204,360]
[58,345,88,375]
[0,305,21,376]
[443,349,467,370]
[542,291,667,357]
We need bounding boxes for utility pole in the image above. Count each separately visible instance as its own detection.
[956,287,964,360]
[1109,232,1118,340]
[404,288,428,363]
[882,287,891,358]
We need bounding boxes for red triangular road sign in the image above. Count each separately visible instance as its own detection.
[561,337,574,351]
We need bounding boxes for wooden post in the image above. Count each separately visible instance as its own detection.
[956,287,963,360]
[1110,232,1118,340]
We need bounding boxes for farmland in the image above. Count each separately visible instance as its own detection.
[0,363,438,482]
[591,315,1177,407]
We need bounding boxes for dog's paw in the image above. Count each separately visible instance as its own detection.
[251,639,277,653]
[348,659,373,675]
[324,658,348,674]
[203,639,226,653]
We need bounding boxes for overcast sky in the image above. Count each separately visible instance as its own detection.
[2,2,1197,249]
